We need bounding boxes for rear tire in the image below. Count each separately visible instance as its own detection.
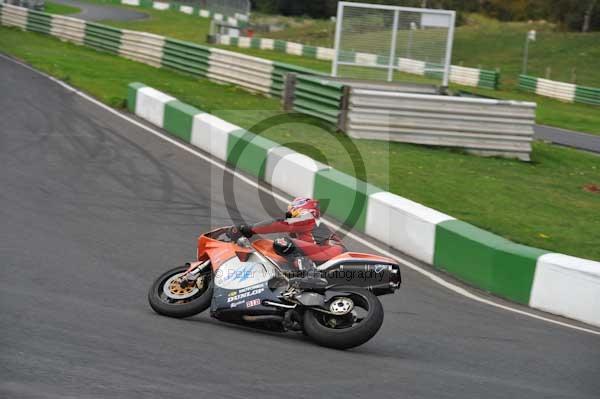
[148,266,213,319]
[303,288,384,349]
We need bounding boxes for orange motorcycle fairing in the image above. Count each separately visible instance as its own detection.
[197,233,253,272]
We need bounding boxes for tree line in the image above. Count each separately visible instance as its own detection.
[251,0,600,32]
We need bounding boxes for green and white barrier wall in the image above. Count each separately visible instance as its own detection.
[0,4,496,129]
[127,82,600,328]
[216,34,500,90]
[0,4,322,99]
[289,75,345,125]
[519,75,600,105]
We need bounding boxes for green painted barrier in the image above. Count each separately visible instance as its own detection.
[250,37,261,49]
[274,39,286,53]
[164,100,202,142]
[301,45,317,58]
[270,62,325,98]
[518,75,538,93]
[376,54,391,66]
[226,130,280,179]
[433,220,548,304]
[575,85,600,105]
[313,169,382,232]
[84,23,122,54]
[425,62,444,79]
[27,10,52,35]
[478,70,499,89]
[338,50,355,63]
[161,38,210,77]
[292,75,344,125]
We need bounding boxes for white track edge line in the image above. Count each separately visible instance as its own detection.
[3,53,598,337]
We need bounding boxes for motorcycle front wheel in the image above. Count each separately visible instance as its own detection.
[148,266,213,318]
[303,288,384,350]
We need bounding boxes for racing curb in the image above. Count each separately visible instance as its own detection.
[127,82,600,328]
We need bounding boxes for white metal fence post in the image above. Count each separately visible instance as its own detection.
[387,9,400,82]
[442,11,456,87]
[331,2,345,77]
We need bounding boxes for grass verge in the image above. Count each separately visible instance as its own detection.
[1,25,599,261]
[247,13,600,88]
[73,0,212,43]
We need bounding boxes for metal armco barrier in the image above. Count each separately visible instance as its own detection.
[84,22,122,54]
[271,62,325,98]
[161,38,210,76]
[50,14,86,44]
[283,74,345,125]
[345,89,536,161]
[207,47,273,93]
[280,72,534,161]
[119,30,165,67]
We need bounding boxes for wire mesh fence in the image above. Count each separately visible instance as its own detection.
[332,2,455,86]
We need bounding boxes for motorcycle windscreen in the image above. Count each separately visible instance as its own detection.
[210,257,283,318]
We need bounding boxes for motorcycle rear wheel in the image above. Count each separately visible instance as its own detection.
[148,266,213,318]
[303,288,383,349]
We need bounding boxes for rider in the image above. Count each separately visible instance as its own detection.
[238,197,346,268]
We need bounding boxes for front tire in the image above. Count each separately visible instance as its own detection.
[303,288,384,350]
[148,266,213,318]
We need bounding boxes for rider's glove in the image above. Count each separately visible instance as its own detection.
[238,224,254,238]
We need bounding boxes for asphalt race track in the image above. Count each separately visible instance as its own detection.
[51,0,147,21]
[1,57,599,399]
[534,124,600,154]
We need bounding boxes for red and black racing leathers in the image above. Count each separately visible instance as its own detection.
[250,213,345,264]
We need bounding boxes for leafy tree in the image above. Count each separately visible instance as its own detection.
[582,0,598,32]
[249,0,599,31]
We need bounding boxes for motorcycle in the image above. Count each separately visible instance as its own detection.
[148,225,402,349]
